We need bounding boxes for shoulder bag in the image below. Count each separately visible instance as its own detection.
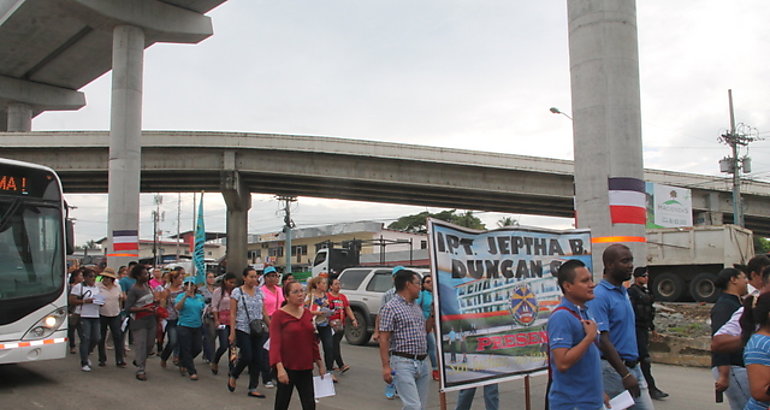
[241,286,267,335]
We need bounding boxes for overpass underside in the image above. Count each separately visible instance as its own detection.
[17,146,576,218]
[3,131,770,236]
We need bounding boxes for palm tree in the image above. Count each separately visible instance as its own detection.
[496,216,519,228]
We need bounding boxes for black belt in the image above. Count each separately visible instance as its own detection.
[392,352,427,361]
[601,357,639,368]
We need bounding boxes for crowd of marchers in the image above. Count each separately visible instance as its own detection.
[65,248,770,410]
[67,262,357,409]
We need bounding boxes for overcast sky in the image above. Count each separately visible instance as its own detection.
[31,0,770,244]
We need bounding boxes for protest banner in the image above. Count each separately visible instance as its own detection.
[428,218,592,391]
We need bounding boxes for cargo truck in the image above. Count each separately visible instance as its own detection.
[646,224,754,303]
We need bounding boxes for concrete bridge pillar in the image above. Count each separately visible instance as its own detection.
[567,0,646,276]
[695,192,724,226]
[222,169,251,276]
[6,103,32,132]
[107,25,144,268]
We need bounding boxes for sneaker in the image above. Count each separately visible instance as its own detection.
[98,362,106,367]
[81,365,92,372]
[264,381,275,389]
[650,389,669,400]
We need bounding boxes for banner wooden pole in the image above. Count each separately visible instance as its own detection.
[525,375,532,410]
[440,391,447,410]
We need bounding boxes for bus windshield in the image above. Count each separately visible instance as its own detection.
[0,197,64,301]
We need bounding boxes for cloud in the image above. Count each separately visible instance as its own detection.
[34,1,769,243]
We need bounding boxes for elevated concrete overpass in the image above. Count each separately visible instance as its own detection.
[4,130,770,236]
[0,0,225,130]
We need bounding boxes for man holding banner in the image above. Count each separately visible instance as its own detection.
[547,259,605,409]
[379,268,431,410]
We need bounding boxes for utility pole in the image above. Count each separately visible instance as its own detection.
[277,195,297,273]
[152,194,163,267]
[176,192,181,261]
[719,90,760,227]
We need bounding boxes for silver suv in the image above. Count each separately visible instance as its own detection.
[338,266,428,345]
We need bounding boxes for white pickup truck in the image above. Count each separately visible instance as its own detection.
[337,266,428,345]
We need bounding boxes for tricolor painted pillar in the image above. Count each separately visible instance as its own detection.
[567,0,647,276]
[107,25,144,267]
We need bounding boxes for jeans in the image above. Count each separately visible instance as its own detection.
[232,329,267,390]
[68,314,79,349]
[456,384,499,410]
[214,326,231,367]
[160,319,179,361]
[391,355,430,410]
[178,325,202,375]
[426,331,438,370]
[601,359,654,410]
[275,368,315,410]
[332,327,346,368]
[201,316,216,362]
[98,315,124,364]
[317,325,334,371]
[260,332,273,383]
[130,317,156,373]
[711,366,750,410]
[78,317,100,366]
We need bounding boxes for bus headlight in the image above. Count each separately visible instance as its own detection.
[22,307,67,340]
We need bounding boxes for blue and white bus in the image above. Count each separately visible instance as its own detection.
[0,158,73,364]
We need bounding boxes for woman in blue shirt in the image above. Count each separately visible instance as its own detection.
[742,289,770,410]
[416,275,438,380]
[175,277,207,380]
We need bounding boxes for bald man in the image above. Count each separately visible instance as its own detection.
[587,244,654,409]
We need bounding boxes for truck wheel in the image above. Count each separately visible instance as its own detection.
[344,310,371,345]
[690,272,719,303]
[652,273,685,302]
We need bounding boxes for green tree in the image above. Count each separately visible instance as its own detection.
[388,210,486,233]
[755,236,770,254]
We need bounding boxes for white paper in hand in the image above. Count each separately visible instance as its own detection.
[609,390,635,410]
[313,375,335,398]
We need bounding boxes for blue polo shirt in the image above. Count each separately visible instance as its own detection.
[175,293,206,328]
[587,279,638,361]
[119,276,136,293]
[547,298,603,410]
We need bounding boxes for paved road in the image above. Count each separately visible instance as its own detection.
[0,341,723,409]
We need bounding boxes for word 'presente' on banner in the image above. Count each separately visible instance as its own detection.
[428,218,592,392]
